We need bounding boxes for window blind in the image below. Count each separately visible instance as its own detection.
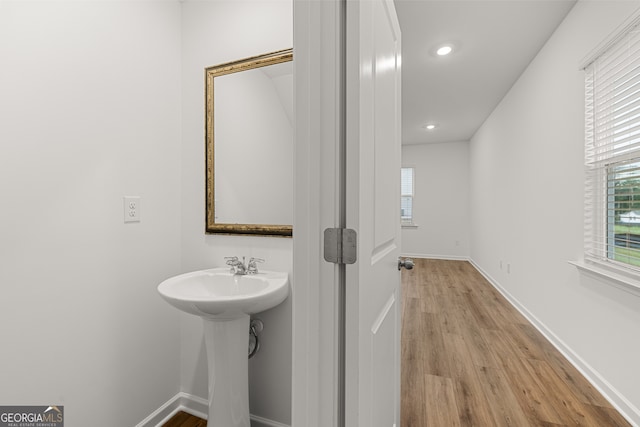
[585,23,640,270]
[401,167,414,223]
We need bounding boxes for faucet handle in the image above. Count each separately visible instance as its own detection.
[225,257,240,273]
[247,257,265,274]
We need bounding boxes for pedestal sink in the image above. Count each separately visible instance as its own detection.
[157,268,289,427]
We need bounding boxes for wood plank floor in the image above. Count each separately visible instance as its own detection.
[162,258,631,427]
[401,258,630,427]
[161,411,206,427]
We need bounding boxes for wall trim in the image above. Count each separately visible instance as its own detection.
[134,392,207,427]
[468,258,640,427]
[250,414,291,427]
[570,260,640,298]
[401,253,469,261]
[135,392,290,427]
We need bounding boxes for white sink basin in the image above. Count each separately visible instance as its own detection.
[157,268,289,319]
[157,267,289,427]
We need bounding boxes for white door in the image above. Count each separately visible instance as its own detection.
[345,1,402,426]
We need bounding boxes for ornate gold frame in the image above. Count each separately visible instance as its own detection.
[205,49,293,237]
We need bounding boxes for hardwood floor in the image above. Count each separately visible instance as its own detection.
[162,411,206,427]
[163,258,630,427]
[401,258,630,427]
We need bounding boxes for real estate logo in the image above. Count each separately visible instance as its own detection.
[0,406,63,427]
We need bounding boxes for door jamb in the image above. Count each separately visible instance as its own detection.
[291,1,344,426]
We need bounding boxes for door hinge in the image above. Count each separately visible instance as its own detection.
[323,228,357,264]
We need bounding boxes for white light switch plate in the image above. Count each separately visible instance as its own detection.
[124,196,140,223]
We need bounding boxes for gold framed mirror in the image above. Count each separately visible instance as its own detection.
[205,49,293,237]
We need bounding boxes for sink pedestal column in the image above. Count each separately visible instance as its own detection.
[203,315,250,427]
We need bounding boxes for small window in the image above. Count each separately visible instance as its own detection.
[401,167,414,225]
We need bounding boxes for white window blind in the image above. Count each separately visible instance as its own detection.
[401,167,414,224]
[585,22,640,271]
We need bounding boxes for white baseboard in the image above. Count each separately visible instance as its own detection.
[250,414,290,427]
[135,392,207,427]
[468,259,640,427]
[135,392,290,427]
[400,253,470,261]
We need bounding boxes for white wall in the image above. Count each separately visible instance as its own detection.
[0,2,183,426]
[180,1,293,425]
[401,142,470,260]
[469,1,640,423]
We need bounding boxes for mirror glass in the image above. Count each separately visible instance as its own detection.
[205,49,293,236]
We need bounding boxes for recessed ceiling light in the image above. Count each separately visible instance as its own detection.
[436,45,453,56]
[424,124,436,130]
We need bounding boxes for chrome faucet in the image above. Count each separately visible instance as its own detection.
[225,256,247,275]
[247,257,264,274]
[225,256,264,275]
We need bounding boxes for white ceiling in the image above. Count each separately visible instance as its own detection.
[394,0,577,145]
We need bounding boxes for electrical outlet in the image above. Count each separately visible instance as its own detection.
[124,196,140,223]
